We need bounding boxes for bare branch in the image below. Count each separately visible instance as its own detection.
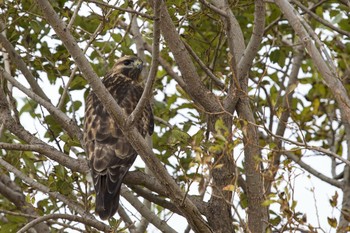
[84,0,154,20]
[17,213,111,233]
[121,186,177,233]
[284,151,342,188]
[183,40,226,90]
[127,2,160,127]
[0,142,88,173]
[0,22,49,101]
[0,67,83,141]
[292,0,350,38]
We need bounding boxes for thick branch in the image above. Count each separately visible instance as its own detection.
[237,0,265,82]
[153,0,222,114]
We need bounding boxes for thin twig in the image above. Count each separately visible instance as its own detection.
[127,2,161,127]
[284,151,342,188]
[67,0,83,30]
[84,0,154,20]
[183,40,226,90]
[17,213,111,233]
[0,157,105,228]
[292,0,350,38]
[121,186,177,233]
[0,66,82,141]
[199,0,228,17]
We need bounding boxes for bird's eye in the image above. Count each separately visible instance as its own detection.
[123,60,132,66]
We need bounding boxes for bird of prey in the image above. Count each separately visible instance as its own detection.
[83,55,154,220]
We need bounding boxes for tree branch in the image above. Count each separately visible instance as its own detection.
[17,213,111,233]
[237,0,265,82]
[153,0,222,115]
[0,175,50,233]
[0,22,49,102]
[291,0,350,38]
[0,157,99,222]
[84,0,154,20]
[275,0,350,127]
[0,67,82,141]
[121,186,177,233]
[0,142,88,173]
[284,151,342,188]
[127,2,160,127]
[183,40,226,90]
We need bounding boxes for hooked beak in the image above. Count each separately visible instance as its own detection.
[134,59,143,70]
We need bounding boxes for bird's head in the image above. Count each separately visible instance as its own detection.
[111,55,143,80]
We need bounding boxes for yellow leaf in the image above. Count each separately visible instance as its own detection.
[223,184,235,191]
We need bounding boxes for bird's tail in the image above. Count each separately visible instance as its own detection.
[94,171,124,220]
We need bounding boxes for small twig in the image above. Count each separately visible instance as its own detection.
[121,186,177,233]
[0,157,98,221]
[84,0,154,20]
[67,0,83,30]
[117,206,137,233]
[127,2,161,127]
[284,151,342,188]
[17,213,111,233]
[58,8,113,110]
[0,66,82,141]
[183,40,226,90]
[292,0,350,38]
[265,127,350,167]
[199,0,228,17]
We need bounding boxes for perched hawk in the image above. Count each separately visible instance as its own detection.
[83,55,154,220]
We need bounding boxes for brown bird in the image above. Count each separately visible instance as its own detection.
[83,55,154,220]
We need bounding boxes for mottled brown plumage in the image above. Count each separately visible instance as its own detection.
[83,56,154,220]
